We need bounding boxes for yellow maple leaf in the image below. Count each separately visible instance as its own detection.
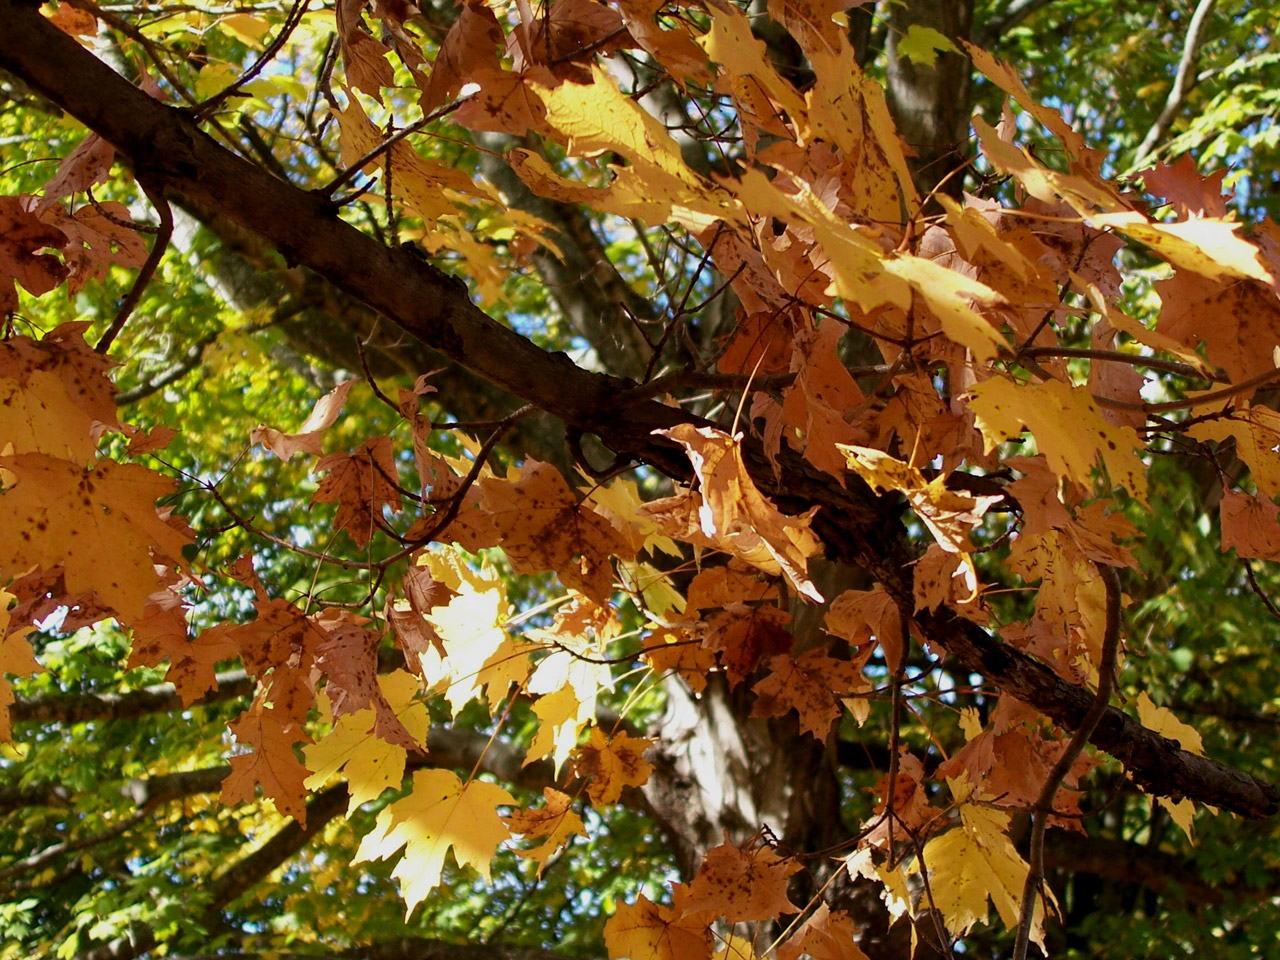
[1135,691,1203,755]
[574,727,655,805]
[841,445,1001,596]
[882,252,1010,360]
[303,671,431,812]
[973,116,1123,214]
[587,475,682,558]
[713,934,758,960]
[1090,211,1271,284]
[519,66,738,232]
[1188,405,1280,499]
[604,892,712,960]
[699,3,809,137]
[965,43,1087,160]
[502,787,586,876]
[915,776,1051,948]
[734,167,906,315]
[525,685,590,775]
[0,369,98,460]
[0,586,38,740]
[420,583,526,716]
[353,768,514,915]
[968,377,1147,502]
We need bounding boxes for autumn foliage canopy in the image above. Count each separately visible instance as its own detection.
[2,1,1280,958]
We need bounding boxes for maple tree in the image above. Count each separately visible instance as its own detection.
[2,0,1280,958]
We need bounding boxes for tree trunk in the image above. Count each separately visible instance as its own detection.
[885,0,976,203]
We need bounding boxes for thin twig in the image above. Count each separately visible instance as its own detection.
[1012,565,1123,960]
[65,0,201,109]
[319,95,470,198]
[1242,558,1280,623]
[96,178,172,353]
[191,0,310,120]
[354,334,401,414]
[1094,365,1280,414]
[1019,346,1224,382]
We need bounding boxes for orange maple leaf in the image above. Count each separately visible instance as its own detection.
[604,892,713,960]
[751,647,869,741]
[658,423,823,601]
[0,195,68,315]
[644,623,714,694]
[825,586,904,673]
[685,837,802,923]
[502,786,587,875]
[777,903,870,960]
[0,453,190,624]
[418,0,504,114]
[0,585,39,740]
[703,601,793,687]
[202,597,327,725]
[127,584,238,705]
[573,727,655,805]
[250,379,356,462]
[220,702,313,824]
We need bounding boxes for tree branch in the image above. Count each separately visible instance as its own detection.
[11,649,404,726]
[141,941,595,960]
[0,802,154,883]
[1041,829,1279,904]
[1132,0,1219,166]
[975,0,1058,46]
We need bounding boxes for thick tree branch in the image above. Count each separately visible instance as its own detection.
[2,0,1274,820]
[1042,829,1278,904]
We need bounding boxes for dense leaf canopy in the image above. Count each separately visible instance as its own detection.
[2,1,1280,959]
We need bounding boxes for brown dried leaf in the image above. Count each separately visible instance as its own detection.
[0,196,68,314]
[313,436,403,547]
[251,379,357,462]
[751,647,868,741]
[684,838,802,923]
